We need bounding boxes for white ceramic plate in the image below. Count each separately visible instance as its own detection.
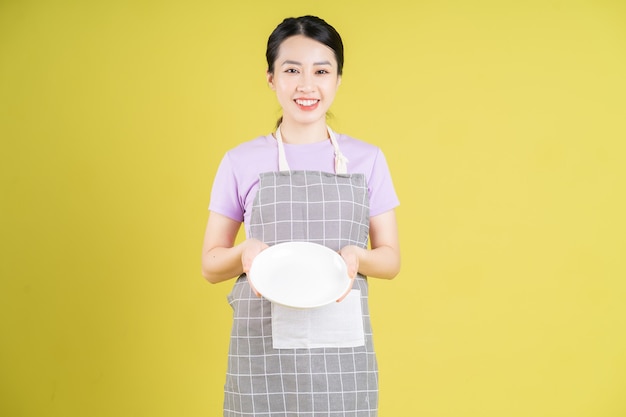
[248,241,351,309]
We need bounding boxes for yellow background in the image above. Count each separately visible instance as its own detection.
[1,0,625,416]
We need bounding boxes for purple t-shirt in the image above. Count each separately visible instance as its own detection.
[209,132,399,236]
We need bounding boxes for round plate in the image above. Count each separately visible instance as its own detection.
[248,241,351,308]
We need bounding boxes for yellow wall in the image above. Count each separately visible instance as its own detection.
[1,1,625,416]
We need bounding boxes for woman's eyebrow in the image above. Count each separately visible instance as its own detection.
[281,60,333,66]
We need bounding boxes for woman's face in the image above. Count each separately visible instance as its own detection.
[267,35,341,128]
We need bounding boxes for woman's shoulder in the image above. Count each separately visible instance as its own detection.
[219,133,278,177]
[336,132,381,151]
[226,133,276,157]
[335,132,384,163]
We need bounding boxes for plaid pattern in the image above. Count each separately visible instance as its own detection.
[224,170,377,416]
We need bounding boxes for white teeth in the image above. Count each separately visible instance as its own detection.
[296,99,318,106]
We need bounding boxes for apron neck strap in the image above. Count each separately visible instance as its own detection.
[275,125,348,174]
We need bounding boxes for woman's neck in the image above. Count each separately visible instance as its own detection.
[278,121,329,144]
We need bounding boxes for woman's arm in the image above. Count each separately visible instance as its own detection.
[201,211,267,284]
[339,209,400,280]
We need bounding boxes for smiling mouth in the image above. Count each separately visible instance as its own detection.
[295,99,319,107]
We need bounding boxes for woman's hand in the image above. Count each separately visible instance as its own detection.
[335,209,402,301]
[339,245,360,279]
[336,245,362,302]
[201,212,271,287]
[241,238,269,297]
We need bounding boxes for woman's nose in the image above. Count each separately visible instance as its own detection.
[297,74,314,92]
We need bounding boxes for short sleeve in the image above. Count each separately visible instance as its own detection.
[367,149,400,217]
[208,153,245,222]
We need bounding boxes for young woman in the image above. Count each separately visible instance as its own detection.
[202,15,400,417]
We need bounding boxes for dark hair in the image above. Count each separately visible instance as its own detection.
[266,15,344,75]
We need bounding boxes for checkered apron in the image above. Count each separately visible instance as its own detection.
[223,127,377,416]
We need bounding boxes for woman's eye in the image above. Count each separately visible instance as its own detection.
[285,68,298,74]
[316,69,329,74]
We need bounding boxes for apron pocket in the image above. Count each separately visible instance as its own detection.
[271,289,365,349]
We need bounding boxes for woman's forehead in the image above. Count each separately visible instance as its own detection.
[275,35,337,65]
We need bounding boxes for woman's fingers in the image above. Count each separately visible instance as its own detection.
[242,239,268,297]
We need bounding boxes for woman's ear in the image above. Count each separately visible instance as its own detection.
[266,71,275,90]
